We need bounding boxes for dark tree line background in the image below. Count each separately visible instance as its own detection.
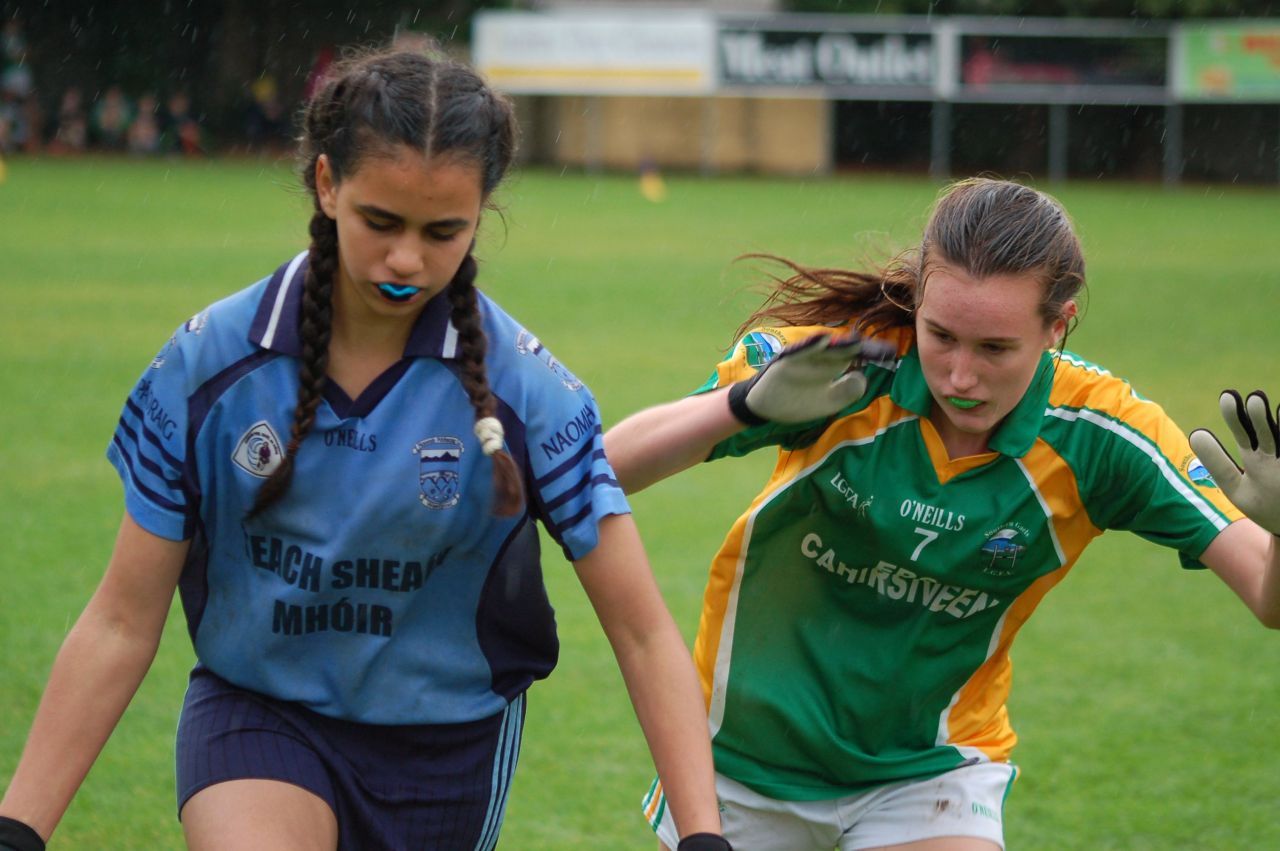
[3,0,1277,151]
[2,1,514,147]
[790,0,1278,15]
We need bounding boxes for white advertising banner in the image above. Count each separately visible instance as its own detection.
[472,10,717,96]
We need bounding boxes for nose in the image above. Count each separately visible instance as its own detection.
[386,236,424,279]
[949,349,978,393]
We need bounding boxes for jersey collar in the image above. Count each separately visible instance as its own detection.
[248,251,461,360]
[889,343,1054,458]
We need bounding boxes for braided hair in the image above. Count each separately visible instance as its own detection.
[249,47,520,518]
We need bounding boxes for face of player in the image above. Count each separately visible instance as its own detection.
[914,261,1070,457]
[315,145,484,322]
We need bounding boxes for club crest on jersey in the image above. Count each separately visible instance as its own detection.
[979,523,1030,575]
[185,310,209,335]
[515,329,583,391]
[1184,455,1218,489]
[232,421,284,478]
[741,331,784,370]
[414,436,464,509]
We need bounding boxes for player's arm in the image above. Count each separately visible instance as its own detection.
[606,332,890,494]
[1190,390,1280,627]
[572,513,725,844]
[0,513,189,844]
[605,388,742,494]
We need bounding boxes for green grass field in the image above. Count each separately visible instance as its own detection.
[2,156,1279,849]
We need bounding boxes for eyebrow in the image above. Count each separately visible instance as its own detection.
[922,318,1020,345]
[355,203,470,229]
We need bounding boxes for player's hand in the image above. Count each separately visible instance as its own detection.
[1189,389,1280,535]
[727,332,896,426]
[677,833,733,851]
[0,816,46,851]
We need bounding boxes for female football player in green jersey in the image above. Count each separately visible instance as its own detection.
[606,177,1279,851]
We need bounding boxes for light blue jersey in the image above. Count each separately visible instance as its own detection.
[108,253,629,725]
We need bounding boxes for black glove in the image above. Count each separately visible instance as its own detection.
[0,817,45,851]
[677,833,733,851]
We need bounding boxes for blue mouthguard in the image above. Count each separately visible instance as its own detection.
[377,283,419,300]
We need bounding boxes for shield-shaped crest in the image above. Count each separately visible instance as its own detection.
[414,436,464,509]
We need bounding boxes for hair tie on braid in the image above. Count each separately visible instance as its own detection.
[474,417,505,456]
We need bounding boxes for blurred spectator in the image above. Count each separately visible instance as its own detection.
[47,86,88,154]
[245,74,289,153]
[160,90,204,156]
[92,85,132,150]
[127,92,162,155]
[1,17,38,153]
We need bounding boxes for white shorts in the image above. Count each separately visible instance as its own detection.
[645,761,1017,851]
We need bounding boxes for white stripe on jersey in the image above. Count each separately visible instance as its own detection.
[475,694,524,851]
[443,320,459,359]
[261,250,308,349]
[708,414,920,740]
[1046,406,1228,531]
[1014,457,1068,568]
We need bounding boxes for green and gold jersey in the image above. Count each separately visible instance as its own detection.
[691,324,1241,801]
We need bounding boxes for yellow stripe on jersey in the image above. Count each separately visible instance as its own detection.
[939,436,1102,759]
[693,394,913,709]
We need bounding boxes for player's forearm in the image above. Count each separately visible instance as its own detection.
[1257,533,1280,628]
[0,609,164,838]
[605,389,742,493]
[612,619,721,838]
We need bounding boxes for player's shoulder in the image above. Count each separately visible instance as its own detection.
[476,290,592,402]
[153,276,272,385]
[1045,349,1167,428]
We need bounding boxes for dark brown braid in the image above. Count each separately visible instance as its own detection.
[248,209,337,518]
[249,45,520,517]
[446,254,523,516]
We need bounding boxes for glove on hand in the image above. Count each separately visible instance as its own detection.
[0,817,45,851]
[1188,389,1280,535]
[727,332,896,426]
[677,833,734,851]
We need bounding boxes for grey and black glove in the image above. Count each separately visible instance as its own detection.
[1189,389,1280,535]
[727,332,896,426]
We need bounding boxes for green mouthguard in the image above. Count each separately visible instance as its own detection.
[947,397,981,409]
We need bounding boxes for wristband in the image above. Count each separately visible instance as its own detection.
[726,379,768,427]
[677,833,733,851]
[0,816,45,851]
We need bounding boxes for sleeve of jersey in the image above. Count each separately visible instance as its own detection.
[1068,387,1243,569]
[105,330,197,541]
[696,325,853,461]
[525,383,631,563]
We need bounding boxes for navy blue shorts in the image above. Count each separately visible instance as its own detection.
[175,665,525,851]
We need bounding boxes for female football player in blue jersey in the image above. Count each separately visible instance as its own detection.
[605,177,1279,851]
[0,48,730,851]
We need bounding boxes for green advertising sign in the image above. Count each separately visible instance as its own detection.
[1177,23,1280,101]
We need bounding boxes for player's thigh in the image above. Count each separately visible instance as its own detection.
[181,778,338,851]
